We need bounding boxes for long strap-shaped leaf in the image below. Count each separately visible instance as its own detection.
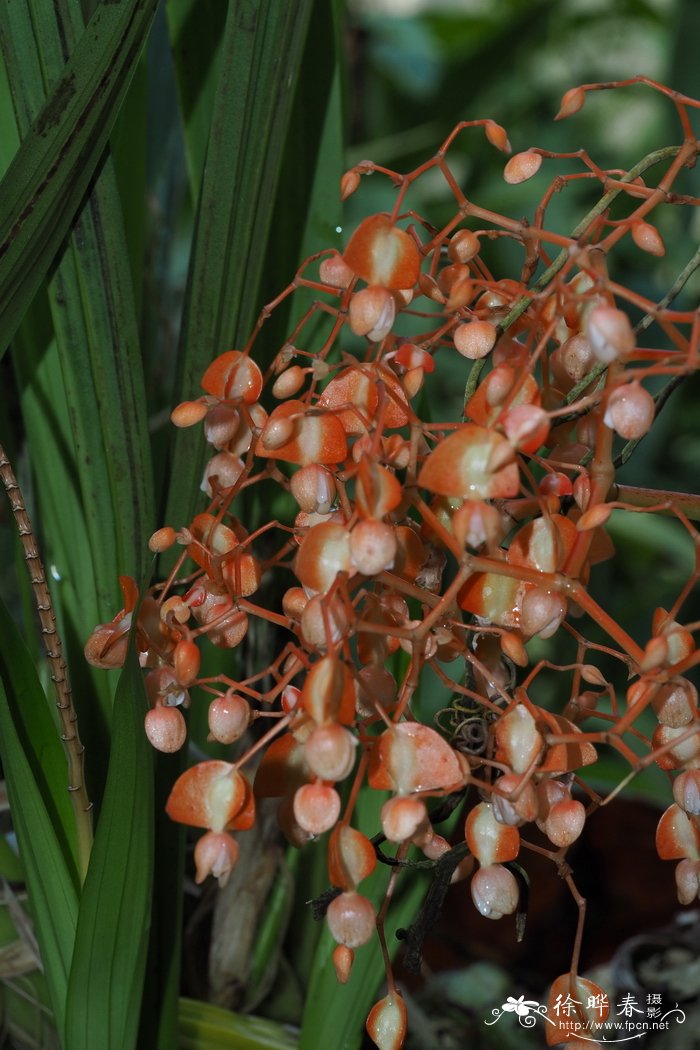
[0,598,80,1037]
[0,0,155,630]
[163,0,313,533]
[0,0,158,354]
[64,639,154,1050]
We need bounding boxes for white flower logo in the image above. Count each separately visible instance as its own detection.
[502,995,540,1017]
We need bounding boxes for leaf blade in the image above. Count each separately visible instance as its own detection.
[0,598,79,1035]
[64,640,154,1050]
[163,0,314,534]
[0,0,159,353]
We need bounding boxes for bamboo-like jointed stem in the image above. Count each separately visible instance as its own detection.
[611,483,700,522]
[0,444,93,880]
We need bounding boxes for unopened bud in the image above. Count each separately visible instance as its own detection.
[504,151,542,184]
[555,86,585,120]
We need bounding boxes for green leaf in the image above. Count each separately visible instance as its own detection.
[0,596,78,877]
[0,599,79,1035]
[260,0,345,354]
[0,0,159,355]
[166,0,227,199]
[64,640,154,1050]
[0,0,155,768]
[298,785,433,1050]
[178,998,298,1050]
[163,0,314,535]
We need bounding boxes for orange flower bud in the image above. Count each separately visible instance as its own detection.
[503,151,542,184]
[453,320,497,360]
[555,85,586,120]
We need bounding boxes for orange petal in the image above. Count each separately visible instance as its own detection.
[656,803,700,860]
[255,401,347,465]
[465,802,520,866]
[118,575,139,613]
[368,722,463,794]
[344,213,420,290]
[166,761,250,832]
[295,522,353,593]
[466,368,540,427]
[301,656,357,726]
[458,567,524,628]
[201,351,263,403]
[537,711,597,773]
[356,457,403,519]
[418,424,519,500]
[253,733,311,798]
[328,824,377,890]
[366,992,407,1050]
[318,367,409,433]
[545,974,609,1047]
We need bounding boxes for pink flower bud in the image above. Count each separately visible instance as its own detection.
[492,774,539,826]
[471,863,519,919]
[290,464,336,514]
[502,404,550,454]
[451,500,504,551]
[145,705,187,753]
[272,366,306,399]
[203,403,240,448]
[320,252,354,288]
[675,858,700,905]
[208,693,251,744]
[293,783,341,836]
[349,520,398,575]
[544,799,586,848]
[586,306,635,363]
[349,286,396,342]
[521,587,567,640]
[304,724,357,782]
[300,595,349,650]
[453,320,497,359]
[465,802,520,866]
[603,382,654,439]
[200,452,245,497]
[326,890,376,948]
[653,679,697,728]
[261,415,296,451]
[381,796,428,844]
[631,220,665,257]
[173,638,201,687]
[340,169,361,200]
[194,831,240,887]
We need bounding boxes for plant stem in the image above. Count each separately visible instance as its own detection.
[0,444,93,881]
